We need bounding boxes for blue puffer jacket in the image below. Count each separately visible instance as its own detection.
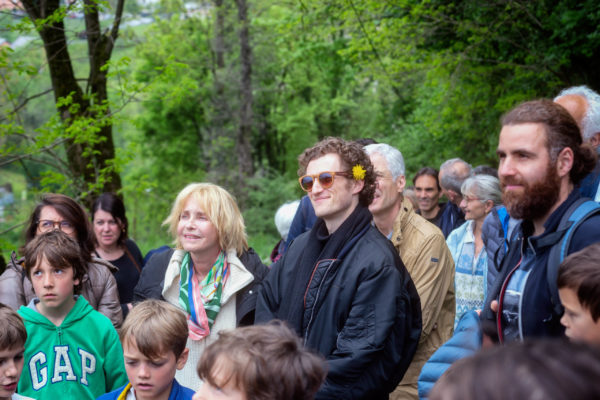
[481,206,520,296]
[417,311,482,400]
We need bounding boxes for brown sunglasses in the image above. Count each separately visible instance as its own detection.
[298,171,351,192]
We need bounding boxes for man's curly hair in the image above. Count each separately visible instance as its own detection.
[298,137,376,207]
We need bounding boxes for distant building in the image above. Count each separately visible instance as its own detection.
[0,0,22,11]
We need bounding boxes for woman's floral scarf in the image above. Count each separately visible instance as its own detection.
[179,251,229,340]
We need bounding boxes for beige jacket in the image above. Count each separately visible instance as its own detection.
[390,199,455,400]
[162,249,255,391]
[0,252,123,327]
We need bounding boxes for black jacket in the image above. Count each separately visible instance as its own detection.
[133,248,268,326]
[439,202,465,238]
[256,226,422,400]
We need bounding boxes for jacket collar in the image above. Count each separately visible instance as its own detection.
[524,189,580,251]
[91,256,119,273]
[541,189,580,232]
[162,249,254,302]
[20,295,92,328]
[391,197,414,245]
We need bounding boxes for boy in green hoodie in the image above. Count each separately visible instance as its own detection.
[17,231,128,400]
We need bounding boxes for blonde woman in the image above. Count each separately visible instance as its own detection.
[133,183,268,390]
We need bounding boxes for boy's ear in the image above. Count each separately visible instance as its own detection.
[176,348,189,370]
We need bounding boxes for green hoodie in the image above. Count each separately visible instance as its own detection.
[17,296,128,400]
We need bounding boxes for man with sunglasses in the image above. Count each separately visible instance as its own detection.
[364,143,455,400]
[256,137,421,400]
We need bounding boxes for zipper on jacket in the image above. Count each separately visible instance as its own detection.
[57,327,62,344]
[304,260,335,345]
[497,237,525,344]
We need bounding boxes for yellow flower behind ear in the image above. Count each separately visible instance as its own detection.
[352,164,366,180]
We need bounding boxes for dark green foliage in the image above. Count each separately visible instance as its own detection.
[3,0,600,259]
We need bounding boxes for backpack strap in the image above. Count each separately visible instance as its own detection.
[547,198,600,316]
[491,207,518,272]
[497,206,511,252]
[124,246,142,273]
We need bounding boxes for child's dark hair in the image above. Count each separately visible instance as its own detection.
[23,230,87,293]
[197,321,327,400]
[119,299,189,360]
[0,303,27,350]
[557,242,600,322]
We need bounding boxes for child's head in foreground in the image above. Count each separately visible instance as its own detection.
[429,339,600,400]
[0,303,27,400]
[194,321,326,400]
[557,242,600,345]
[23,230,87,318]
[120,299,189,399]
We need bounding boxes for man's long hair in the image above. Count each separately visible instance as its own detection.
[501,99,597,185]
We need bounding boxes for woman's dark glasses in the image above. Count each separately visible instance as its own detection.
[298,171,351,192]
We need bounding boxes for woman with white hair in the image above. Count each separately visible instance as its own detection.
[133,182,269,390]
[447,174,502,327]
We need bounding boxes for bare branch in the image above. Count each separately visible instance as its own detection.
[1,87,55,120]
[0,220,29,236]
[345,0,399,96]
[108,0,125,55]
[0,138,69,168]
[510,0,544,29]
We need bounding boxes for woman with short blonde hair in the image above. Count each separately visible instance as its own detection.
[133,182,268,391]
[163,183,248,254]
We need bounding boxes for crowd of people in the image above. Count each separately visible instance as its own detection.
[1,85,600,399]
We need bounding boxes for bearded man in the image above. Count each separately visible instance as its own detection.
[482,99,600,342]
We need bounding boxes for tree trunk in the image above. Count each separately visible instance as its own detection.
[20,0,123,206]
[206,0,234,181]
[235,0,254,177]
[83,0,124,199]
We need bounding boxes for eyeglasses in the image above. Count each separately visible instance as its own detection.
[375,173,393,186]
[298,171,351,192]
[463,196,483,204]
[37,219,75,234]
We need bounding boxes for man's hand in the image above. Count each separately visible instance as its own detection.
[490,300,499,313]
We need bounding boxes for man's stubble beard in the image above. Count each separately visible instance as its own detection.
[501,160,561,221]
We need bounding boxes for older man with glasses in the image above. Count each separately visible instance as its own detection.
[256,137,421,400]
[365,143,455,400]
